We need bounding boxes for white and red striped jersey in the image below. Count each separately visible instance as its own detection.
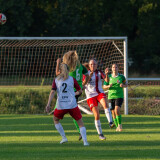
[84,70,106,99]
[52,76,81,109]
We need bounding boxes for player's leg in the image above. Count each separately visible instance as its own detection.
[76,118,89,146]
[115,98,123,131]
[69,106,89,146]
[92,106,106,140]
[87,97,106,140]
[112,110,118,128]
[73,94,81,140]
[109,99,118,128]
[99,94,114,128]
[53,109,68,144]
[115,106,122,131]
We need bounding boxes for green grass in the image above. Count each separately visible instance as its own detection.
[0,114,160,160]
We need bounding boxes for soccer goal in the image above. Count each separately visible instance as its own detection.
[0,37,128,114]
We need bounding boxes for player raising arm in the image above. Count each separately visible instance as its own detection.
[46,63,89,146]
[103,64,127,131]
[83,59,113,140]
[55,51,89,141]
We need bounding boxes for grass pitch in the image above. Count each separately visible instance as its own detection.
[0,114,160,160]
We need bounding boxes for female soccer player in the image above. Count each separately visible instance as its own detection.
[55,51,89,140]
[103,64,127,131]
[46,63,89,146]
[84,59,113,140]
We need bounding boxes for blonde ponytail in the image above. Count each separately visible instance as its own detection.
[63,50,80,71]
[57,63,69,81]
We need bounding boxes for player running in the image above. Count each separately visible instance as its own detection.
[83,59,114,140]
[103,64,127,131]
[46,63,89,146]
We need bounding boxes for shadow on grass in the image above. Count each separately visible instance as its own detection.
[0,140,160,160]
[0,115,160,160]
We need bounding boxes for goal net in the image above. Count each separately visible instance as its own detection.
[0,37,128,114]
[128,78,160,115]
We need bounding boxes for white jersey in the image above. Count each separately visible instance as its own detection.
[84,70,105,99]
[52,76,81,109]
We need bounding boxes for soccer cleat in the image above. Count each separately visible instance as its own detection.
[99,134,106,140]
[60,137,68,144]
[79,134,82,141]
[109,122,115,128]
[84,141,90,146]
[116,126,119,132]
[116,124,122,132]
[119,124,122,131]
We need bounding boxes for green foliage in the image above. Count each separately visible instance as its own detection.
[128,86,160,97]
[0,86,55,114]
[128,86,160,115]
[0,0,160,74]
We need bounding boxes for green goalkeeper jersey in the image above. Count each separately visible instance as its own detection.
[104,73,126,99]
[69,64,88,90]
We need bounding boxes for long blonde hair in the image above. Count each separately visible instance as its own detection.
[63,51,80,71]
[57,63,69,81]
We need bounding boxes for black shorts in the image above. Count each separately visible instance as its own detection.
[75,92,82,102]
[108,98,123,110]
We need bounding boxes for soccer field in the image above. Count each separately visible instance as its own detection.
[0,114,160,160]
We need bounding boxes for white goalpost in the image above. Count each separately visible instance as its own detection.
[0,37,128,114]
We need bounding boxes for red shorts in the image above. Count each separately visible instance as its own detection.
[54,106,82,120]
[87,93,106,111]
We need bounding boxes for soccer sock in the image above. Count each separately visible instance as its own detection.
[95,120,103,135]
[73,119,80,134]
[104,108,113,123]
[113,118,118,127]
[80,127,87,143]
[116,115,122,125]
[55,123,66,138]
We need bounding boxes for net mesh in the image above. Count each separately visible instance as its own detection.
[127,80,160,115]
[0,39,124,85]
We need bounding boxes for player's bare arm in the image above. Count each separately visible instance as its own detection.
[120,82,128,88]
[82,74,89,86]
[56,58,61,76]
[46,90,55,113]
[104,67,109,83]
[85,72,93,84]
[75,89,82,96]
[103,83,112,90]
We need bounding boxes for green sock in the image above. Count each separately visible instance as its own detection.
[73,119,80,134]
[113,118,118,127]
[116,115,122,125]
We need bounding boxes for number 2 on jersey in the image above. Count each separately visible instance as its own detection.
[62,83,67,93]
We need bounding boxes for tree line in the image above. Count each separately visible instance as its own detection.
[0,0,160,76]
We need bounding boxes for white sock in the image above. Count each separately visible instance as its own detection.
[55,123,66,138]
[80,127,88,143]
[104,108,113,123]
[95,120,102,135]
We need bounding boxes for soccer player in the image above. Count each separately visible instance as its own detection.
[103,64,127,131]
[83,59,113,140]
[46,63,89,146]
[55,51,89,140]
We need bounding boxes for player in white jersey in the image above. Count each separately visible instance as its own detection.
[46,63,89,146]
[83,59,113,140]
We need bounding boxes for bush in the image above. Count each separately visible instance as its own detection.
[0,86,56,114]
[0,86,160,115]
